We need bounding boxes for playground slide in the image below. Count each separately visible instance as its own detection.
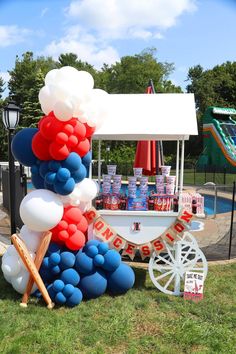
[199,107,236,170]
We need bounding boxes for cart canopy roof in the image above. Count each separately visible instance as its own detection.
[93,93,198,141]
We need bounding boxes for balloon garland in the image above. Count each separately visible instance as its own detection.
[1,67,135,307]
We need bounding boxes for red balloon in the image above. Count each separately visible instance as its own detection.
[84,123,96,138]
[32,132,51,160]
[77,216,88,233]
[74,138,90,157]
[58,230,69,241]
[49,142,69,160]
[40,114,64,141]
[73,120,86,140]
[50,206,88,251]
[62,123,74,135]
[56,132,69,145]
[65,230,86,251]
[68,135,78,147]
[64,207,82,224]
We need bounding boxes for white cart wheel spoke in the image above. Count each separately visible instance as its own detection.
[149,238,208,296]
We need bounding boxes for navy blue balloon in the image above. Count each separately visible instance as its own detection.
[107,263,135,295]
[47,284,56,301]
[53,279,64,292]
[75,250,95,274]
[11,128,38,166]
[79,269,107,299]
[102,249,121,272]
[47,243,61,255]
[93,254,105,267]
[45,171,57,185]
[51,265,61,275]
[83,239,101,253]
[97,242,109,255]
[54,177,75,195]
[49,253,61,267]
[82,151,92,167]
[55,292,67,305]
[39,161,49,178]
[48,160,61,172]
[63,284,75,298]
[56,168,71,182]
[60,268,80,286]
[62,152,82,171]
[86,245,99,258]
[66,288,83,307]
[31,172,45,189]
[60,252,76,270]
[72,164,87,183]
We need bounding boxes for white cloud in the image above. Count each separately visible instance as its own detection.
[43,27,120,68]
[66,0,197,39]
[0,25,30,47]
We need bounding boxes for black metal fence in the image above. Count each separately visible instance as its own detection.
[92,161,236,186]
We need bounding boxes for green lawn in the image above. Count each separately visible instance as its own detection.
[0,262,236,354]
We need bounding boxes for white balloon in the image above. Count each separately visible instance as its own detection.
[3,272,12,284]
[45,69,59,86]
[20,189,64,232]
[1,255,21,277]
[20,225,43,252]
[53,99,74,121]
[76,178,98,202]
[77,71,94,91]
[11,269,37,295]
[5,245,18,257]
[60,186,81,207]
[78,200,90,213]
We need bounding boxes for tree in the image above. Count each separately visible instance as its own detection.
[0,75,5,99]
[8,52,57,127]
[186,62,236,115]
[57,53,98,81]
[97,48,182,94]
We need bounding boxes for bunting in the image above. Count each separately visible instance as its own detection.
[84,208,194,260]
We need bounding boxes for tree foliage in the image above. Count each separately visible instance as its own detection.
[186,62,236,115]
[97,48,182,93]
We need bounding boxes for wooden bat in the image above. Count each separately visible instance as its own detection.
[20,231,52,308]
[11,233,54,309]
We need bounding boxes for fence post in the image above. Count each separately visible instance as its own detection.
[228,181,236,260]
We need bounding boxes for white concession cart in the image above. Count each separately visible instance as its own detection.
[90,93,208,296]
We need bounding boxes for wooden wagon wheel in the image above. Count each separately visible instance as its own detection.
[148,233,208,296]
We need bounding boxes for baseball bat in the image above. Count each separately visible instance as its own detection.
[20,231,52,307]
[11,233,54,309]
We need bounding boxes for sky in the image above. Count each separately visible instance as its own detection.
[0,0,236,95]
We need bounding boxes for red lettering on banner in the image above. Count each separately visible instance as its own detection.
[173,222,185,233]
[152,239,165,252]
[165,233,175,242]
[101,228,115,241]
[94,220,104,231]
[113,236,123,249]
[179,210,193,224]
[84,209,97,223]
[125,243,136,255]
[140,245,151,256]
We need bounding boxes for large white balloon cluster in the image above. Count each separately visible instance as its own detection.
[1,230,39,295]
[39,66,109,130]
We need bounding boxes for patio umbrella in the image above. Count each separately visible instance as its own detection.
[134,80,164,175]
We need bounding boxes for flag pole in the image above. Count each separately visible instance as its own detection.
[149,79,164,174]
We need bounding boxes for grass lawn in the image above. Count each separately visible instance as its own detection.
[0,262,236,354]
